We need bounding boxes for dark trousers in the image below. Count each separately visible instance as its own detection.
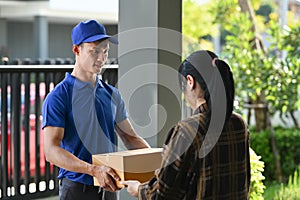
[59,178,117,200]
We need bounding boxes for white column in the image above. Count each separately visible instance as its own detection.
[0,18,8,58]
[118,0,182,198]
[279,0,289,59]
[279,0,289,29]
[33,16,48,60]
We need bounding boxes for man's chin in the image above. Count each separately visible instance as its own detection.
[96,68,103,75]
[94,65,103,73]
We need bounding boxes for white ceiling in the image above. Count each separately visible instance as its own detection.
[0,0,118,24]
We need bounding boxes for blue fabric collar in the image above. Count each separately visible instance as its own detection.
[65,72,104,88]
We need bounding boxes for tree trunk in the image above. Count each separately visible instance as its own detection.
[243,100,268,131]
[238,0,268,131]
[254,95,269,131]
[238,0,266,54]
[239,0,283,182]
[290,110,300,130]
[267,106,283,183]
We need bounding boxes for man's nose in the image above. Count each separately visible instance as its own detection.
[97,53,105,62]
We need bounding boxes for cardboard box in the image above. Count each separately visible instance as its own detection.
[92,148,163,188]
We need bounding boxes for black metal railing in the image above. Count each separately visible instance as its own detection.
[0,61,118,199]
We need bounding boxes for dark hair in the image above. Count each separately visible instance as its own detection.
[178,50,235,129]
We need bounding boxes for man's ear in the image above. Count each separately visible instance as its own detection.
[72,45,80,55]
[186,75,194,90]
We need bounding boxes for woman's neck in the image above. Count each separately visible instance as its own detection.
[193,98,206,111]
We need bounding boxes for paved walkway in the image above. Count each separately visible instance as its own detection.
[36,196,58,200]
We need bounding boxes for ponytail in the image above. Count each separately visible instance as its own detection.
[215,59,235,123]
[178,50,235,130]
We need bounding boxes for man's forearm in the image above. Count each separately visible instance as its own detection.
[115,120,151,149]
[123,135,150,150]
[45,145,94,176]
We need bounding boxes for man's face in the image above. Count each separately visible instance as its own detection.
[77,39,110,74]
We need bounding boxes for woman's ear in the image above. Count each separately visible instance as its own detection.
[186,75,194,90]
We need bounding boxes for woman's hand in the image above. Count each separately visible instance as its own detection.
[120,180,141,197]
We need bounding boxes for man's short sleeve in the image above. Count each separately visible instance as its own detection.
[113,89,128,123]
[42,90,67,129]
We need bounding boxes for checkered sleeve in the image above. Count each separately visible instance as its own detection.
[138,121,202,200]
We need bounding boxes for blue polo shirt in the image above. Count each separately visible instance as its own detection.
[42,72,127,185]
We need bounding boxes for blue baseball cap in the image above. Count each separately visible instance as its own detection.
[71,20,118,45]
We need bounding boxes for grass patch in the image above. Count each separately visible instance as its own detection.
[263,182,281,200]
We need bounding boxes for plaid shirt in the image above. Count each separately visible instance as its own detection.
[138,105,250,200]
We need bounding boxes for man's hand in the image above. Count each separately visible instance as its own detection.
[120,180,141,197]
[93,165,121,192]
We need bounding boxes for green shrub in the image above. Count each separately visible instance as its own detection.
[250,127,300,182]
[275,128,300,181]
[250,129,276,180]
[250,148,266,200]
[274,166,300,200]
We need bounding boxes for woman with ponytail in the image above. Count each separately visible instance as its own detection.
[122,50,250,200]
